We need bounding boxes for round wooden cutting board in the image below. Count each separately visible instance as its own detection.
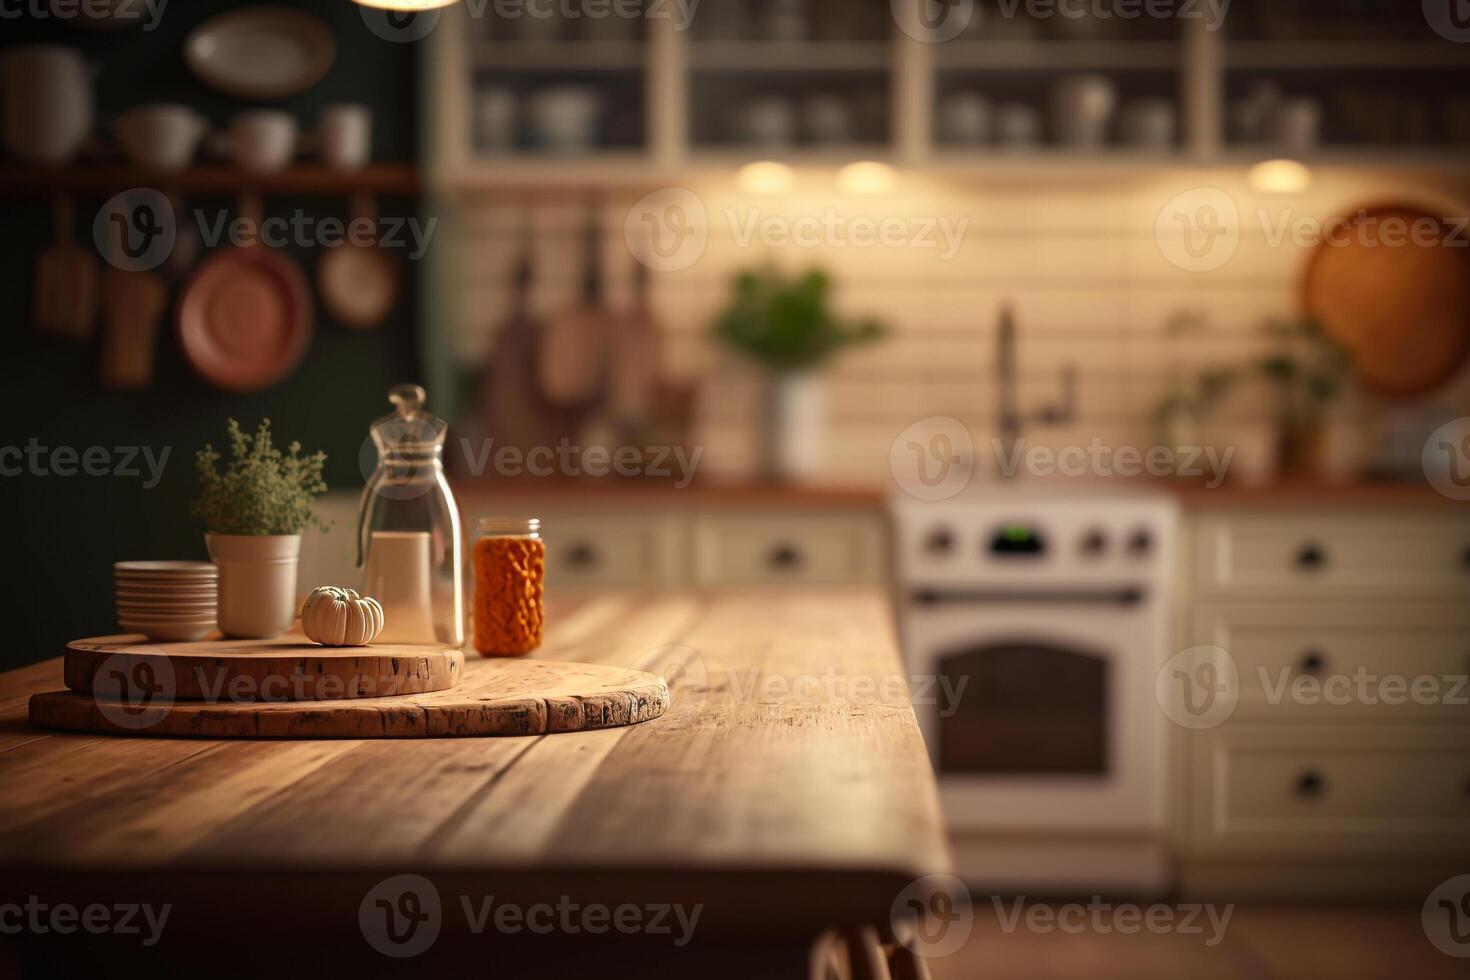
[30,656,669,739]
[1303,204,1470,397]
[63,635,465,702]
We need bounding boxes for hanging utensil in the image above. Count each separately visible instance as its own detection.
[1303,203,1470,397]
[479,211,580,452]
[537,196,613,411]
[608,255,662,436]
[177,193,312,392]
[317,191,401,330]
[34,194,98,339]
[99,263,167,389]
[161,190,200,283]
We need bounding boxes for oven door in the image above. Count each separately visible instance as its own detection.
[902,597,1165,833]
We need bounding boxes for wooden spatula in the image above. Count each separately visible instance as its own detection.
[538,198,613,411]
[99,267,168,389]
[34,195,99,340]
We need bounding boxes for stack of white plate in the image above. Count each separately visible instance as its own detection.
[114,561,219,641]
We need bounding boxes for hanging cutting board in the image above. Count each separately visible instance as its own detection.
[30,655,669,739]
[1302,203,1470,397]
[61,634,464,702]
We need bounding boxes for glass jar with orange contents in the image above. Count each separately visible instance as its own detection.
[472,518,545,656]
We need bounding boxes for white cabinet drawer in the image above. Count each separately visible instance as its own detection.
[1192,605,1470,720]
[1184,724,1470,856]
[694,514,884,586]
[1193,512,1470,599]
[539,513,690,588]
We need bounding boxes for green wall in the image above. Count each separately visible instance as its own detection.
[4,0,425,667]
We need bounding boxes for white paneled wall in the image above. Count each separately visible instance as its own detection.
[440,167,1470,482]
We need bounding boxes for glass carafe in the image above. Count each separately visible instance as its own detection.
[358,384,464,646]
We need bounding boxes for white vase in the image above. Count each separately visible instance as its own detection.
[762,371,827,482]
[206,534,301,639]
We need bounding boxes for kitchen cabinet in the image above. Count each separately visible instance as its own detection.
[426,0,1470,189]
[301,489,887,593]
[1176,503,1470,899]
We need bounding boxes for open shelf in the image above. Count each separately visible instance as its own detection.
[935,41,1180,71]
[688,41,892,72]
[0,164,421,197]
[469,42,646,71]
[1225,40,1470,70]
[429,2,1470,189]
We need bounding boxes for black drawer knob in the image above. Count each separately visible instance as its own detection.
[1295,770,1326,798]
[1461,546,1470,570]
[1295,543,1328,571]
[925,528,955,555]
[565,543,599,568]
[1299,649,1327,676]
[768,543,804,570]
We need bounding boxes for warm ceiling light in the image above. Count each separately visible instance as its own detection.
[1248,159,1312,194]
[353,0,460,9]
[837,161,897,195]
[736,161,795,195]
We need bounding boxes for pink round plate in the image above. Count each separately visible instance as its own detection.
[178,246,312,392]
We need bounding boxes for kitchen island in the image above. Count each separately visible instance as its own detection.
[0,589,950,977]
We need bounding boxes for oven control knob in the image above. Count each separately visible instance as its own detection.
[1127,529,1153,557]
[1079,529,1108,557]
[924,527,955,556]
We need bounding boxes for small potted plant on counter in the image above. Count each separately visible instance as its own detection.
[713,266,885,481]
[193,419,328,638]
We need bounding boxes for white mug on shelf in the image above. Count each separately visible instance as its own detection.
[528,86,600,154]
[994,103,1042,148]
[1271,97,1322,152]
[114,103,208,173]
[938,91,991,146]
[737,96,796,148]
[1119,98,1175,149]
[316,103,372,170]
[476,86,518,151]
[1051,74,1117,148]
[803,94,853,145]
[212,109,298,173]
[0,44,95,165]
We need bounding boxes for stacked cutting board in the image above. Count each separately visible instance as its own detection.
[29,634,669,739]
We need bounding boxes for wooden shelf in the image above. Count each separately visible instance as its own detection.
[0,164,421,197]
[688,41,892,72]
[1225,40,1470,70]
[434,152,663,191]
[470,41,646,71]
[428,4,1470,189]
[936,40,1180,71]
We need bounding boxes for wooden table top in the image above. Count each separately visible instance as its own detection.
[0,589,950,939]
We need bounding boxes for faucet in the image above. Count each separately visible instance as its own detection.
[994,303,1077,477]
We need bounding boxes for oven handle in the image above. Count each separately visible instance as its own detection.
[909,587,1146,607]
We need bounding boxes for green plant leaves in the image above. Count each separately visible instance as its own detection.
[191,419,329,536]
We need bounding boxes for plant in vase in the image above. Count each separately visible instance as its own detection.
[712,266,885,480]
[1257,317,1352,474]
[192,419,328,639]
[1152,317,1351,482]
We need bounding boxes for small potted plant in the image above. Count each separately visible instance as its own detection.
[193,419,328,639]
[713,266,884,480]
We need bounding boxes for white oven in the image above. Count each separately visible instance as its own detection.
[891,486,1177,890]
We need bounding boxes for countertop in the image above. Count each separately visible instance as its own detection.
[455,476,1450,509]
[0,589,949,967]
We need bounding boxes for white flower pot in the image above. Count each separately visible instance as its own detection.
[206,534,301,639]
[761,371,827,482]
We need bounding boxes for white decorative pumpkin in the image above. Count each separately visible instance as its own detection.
[301,587,385,646]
